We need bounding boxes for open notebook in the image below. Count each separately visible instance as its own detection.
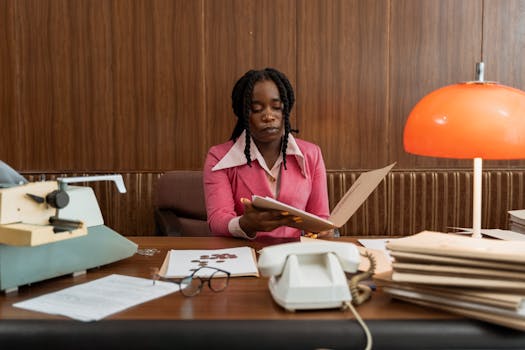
[158,246,259,278]
[252,163,395,232]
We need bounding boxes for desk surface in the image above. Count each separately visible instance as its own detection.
[1,236,524,349]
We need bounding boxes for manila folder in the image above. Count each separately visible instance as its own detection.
[329,162,395,227]
[251,162,395,231]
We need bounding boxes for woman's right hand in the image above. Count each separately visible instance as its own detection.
[238,198,302,238]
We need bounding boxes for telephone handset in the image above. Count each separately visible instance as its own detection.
[258,240,364,311]
[258,240,360,276]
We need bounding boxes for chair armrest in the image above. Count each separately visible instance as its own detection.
[154,208,213,237]
[154,208,183,236]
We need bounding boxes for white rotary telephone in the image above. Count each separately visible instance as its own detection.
[258,240,367,312]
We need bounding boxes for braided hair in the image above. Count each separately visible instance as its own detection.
[230,68,297,169]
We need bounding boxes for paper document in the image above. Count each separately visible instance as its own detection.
[252,163,396,232]
[160,246,259,278]
[392,262,525,280]
[375,271,525,311]
[358,238,397,260]
[386,231,525,263]
[450,227,525,241]
[13,274,179,321]
[375,272,525,331]
[385,287,525,318]
[389,250,525,272]
[391,271,525,289]
[509,210,525,223]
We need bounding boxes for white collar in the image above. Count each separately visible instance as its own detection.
[212,130,305,175]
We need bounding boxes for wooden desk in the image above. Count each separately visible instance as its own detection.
[1,237,523,349]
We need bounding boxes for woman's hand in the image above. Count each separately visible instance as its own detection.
[239,198,302,238]
[303,230,335,239]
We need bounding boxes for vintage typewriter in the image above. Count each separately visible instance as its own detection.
[0,161,137,292]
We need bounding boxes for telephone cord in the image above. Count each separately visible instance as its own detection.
[343,301,372,350]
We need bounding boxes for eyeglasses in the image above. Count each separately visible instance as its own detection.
[151,266,231,297]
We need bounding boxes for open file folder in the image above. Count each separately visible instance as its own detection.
[252,163,395,232]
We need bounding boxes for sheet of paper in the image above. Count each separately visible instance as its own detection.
[450,227,525,241]
[358,238,397,260]
[384,287,525,318]
[356,246,392,274]
[165,246,259,278]
[13,274,179,322]
[509,210,525,221]
[387,231,525,263]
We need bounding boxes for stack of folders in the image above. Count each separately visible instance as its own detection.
[374,231,525,331]
[509,210,525,234]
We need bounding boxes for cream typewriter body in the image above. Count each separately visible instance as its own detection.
[0,163,137,293]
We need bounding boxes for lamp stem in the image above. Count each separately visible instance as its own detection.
[472,157,482,238]
[476,62,485,82]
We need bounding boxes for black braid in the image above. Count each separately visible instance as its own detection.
[242,78,256,166]
[266,69,291,170]
[230,68,298,169]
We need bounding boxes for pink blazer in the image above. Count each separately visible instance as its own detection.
[203,138,330,239]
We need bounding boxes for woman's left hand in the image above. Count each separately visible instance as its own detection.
[303,229,335,239]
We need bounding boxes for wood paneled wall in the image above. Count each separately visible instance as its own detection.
[2,0,525,235]
[2,0,525,171]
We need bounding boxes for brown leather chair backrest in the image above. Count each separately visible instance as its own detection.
[155,170,212,236]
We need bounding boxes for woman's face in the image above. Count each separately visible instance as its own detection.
[249,80,284,147]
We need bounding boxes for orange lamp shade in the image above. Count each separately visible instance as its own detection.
[404,82,525,159]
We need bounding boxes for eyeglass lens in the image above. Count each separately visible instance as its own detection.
[180,276,203,297]
[179,268,229,296]
[208,269,229,292]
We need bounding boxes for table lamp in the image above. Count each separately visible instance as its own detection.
[403,62,525,238]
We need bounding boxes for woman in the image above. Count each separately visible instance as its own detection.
[203,68,332,240]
